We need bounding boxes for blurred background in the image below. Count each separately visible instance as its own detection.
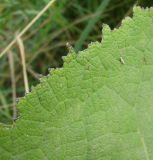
[0,0,153,124]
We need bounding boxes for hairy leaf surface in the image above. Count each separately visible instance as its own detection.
[1,7,153,160]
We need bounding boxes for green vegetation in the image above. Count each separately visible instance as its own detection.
[1,6,153,159]
[0,1,152,122]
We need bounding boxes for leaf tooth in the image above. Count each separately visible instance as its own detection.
[48,68,55,75]
[61,56,66,61]
[48,68,52,72]
[102,24,111,41]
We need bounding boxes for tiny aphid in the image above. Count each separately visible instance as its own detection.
[119,56,125,64]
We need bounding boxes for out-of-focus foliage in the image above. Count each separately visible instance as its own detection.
[138,0,153,7]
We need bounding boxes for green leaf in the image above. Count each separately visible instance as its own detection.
[1,7,153,159]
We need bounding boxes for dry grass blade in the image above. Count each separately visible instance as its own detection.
[0,0,56,59]
[17,36,29,94]
[8,51,17,120]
